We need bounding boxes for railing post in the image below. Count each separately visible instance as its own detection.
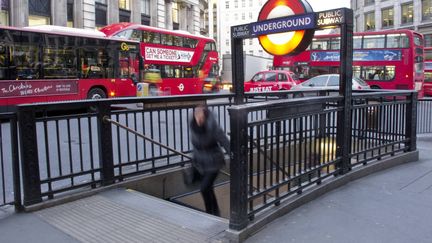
[336,9,354,174]
[17,106,42,206]
[228,106,249,230]
[11,115,23,211]
[97,102,115,186]
[405,92,418,152]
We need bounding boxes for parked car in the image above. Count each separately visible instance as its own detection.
[291,74,371,91]
[245,70,299,92]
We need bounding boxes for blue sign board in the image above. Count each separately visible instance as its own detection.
[310,50,402,62]
[251,13,315,36]
[232,13,316,38]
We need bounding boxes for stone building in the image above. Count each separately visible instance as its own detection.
[1,0,210,36]
[352,0,432,46]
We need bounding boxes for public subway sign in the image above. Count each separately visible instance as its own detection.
[231,0,348,56]
[144,47,194,62]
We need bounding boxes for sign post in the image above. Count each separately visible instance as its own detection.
[229,0,353,230]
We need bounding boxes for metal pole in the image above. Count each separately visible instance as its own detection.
[231,31,245,105]
[228,106,249,230]
[336,8,354,174]
[18,106,42,206]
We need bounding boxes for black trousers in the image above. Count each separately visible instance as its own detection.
[200,171,220,216]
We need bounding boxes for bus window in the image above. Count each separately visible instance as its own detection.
[363,35,385,49]
[13,45,41,80]
[330,37,340,50]
[143,31,161,44]
[43,35,78,79]
[353,36,362,49]
[0,45,7,79]
[184,38,198,48]
[161,34,173,45]
[311,38,329,50]
[353,66,362,79]
[387,34,408,48]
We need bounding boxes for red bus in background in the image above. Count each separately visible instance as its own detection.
[424,47,432,96]
[100,23,220,95]
[273,29,424,96]
[0,25,141,110]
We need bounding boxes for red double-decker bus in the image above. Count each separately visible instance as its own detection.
[100,23,220,95]
[0,25,141,110]
[424,47,432,96]
[274,29,424,96]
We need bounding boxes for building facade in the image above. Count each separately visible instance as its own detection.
[218,0,270,58]
[352,0,432,46]
[0,0,209,36]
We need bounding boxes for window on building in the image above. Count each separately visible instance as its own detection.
[225,1,229,9]
[234,13,238,21]
[0,0,9,26]
[242,13,245,20]
[141,0,150,25]
[29,0,51,26]
[67,0,73,27]
[364,0,374,6]
[172,2,179,27]
[355,16,360,32]
[422,0,432,21]
[235,0,238,8]
[249,39,253,45]
[141,0,150,14]
[119,0,130,10]
[364,12,375,30]
[249,0,253,7]
[249,12,253,20]
[381,8,394,28]
[95,2,107,28]
[242,0,245,7]
[401,2,414,24]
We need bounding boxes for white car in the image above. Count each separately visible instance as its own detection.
[291,74,371,91]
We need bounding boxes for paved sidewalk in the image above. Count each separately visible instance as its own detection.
[246,135,432,243]
[1,136,431,243]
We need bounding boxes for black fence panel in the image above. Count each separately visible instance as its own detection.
[0,113,21,209]
[228,91,418,230]
[417,98,432,134]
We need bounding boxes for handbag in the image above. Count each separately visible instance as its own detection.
[182,165,200,186]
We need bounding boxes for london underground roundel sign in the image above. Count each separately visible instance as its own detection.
[258,0,315,56]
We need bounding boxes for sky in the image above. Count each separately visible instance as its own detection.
[307,0,351,11]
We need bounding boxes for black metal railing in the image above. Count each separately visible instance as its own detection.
[16,94,234,206]
[228,91,417,230]
[0,112,20,209]
[417,98,432,134]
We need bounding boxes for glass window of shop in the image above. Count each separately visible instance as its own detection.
[381,8,394,28]
[29,0,51,26]
[0,0,9,26]
[401,2,414,24]
[364,12,375,31]
[422,0,432,21]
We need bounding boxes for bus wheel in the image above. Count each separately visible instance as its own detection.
[87,88,106,100]
[149,85,158,96]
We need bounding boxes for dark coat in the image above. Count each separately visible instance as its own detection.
[190,111,230,174]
